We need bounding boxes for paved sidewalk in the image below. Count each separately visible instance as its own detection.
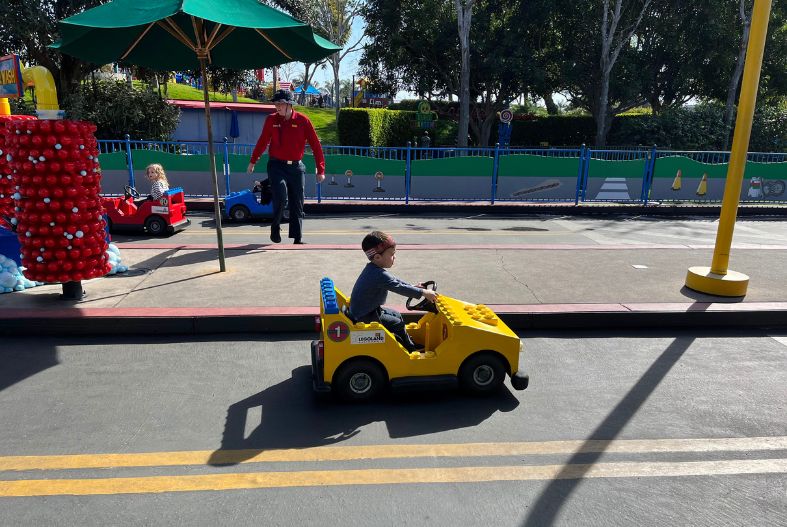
[2,240,786,335]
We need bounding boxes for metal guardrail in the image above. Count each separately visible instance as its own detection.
[97,136,787,204]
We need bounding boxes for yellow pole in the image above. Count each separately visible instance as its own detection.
[685,0,772,297]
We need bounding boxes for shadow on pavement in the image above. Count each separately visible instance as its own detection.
[680,285,745,303]
[520,334,696,527]
[208,365,519,466]
[0,339,59,392]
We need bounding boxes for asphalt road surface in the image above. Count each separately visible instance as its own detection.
[1,329,786,526]
[112,212,787,247]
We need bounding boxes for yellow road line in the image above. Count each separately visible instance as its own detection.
[2,437,785,472]
[1,459,785,497]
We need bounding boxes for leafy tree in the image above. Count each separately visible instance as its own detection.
[325,78,353,102]
[63,80,180,140]
[310,0,365,119]
[554,0,653,146]
[0,0,104,104]
[722,0,754,147]
[360,0,554,145]
[635,1,716,114]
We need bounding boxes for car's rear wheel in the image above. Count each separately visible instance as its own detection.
[230,205,251,222]
[459,352,506,394]
[144,216,167,236]
[334,359,387,402]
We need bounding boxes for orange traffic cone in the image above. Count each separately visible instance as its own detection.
[696,173,708,196]
[671,169,682,191]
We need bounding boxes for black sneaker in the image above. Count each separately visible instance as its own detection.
[270,231,281,243]
[294,239,305,244]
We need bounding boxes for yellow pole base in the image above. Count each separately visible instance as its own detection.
[685,266,749,297]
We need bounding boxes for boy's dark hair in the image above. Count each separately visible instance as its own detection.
[362,231,396,259]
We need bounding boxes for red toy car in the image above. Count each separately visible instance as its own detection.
[102,185,190,236]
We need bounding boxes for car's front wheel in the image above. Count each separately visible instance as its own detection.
[333,359,387,402]
[230,205,251,222]
[459,352,506,394]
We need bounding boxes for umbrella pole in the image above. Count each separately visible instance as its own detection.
[199,57,227,272]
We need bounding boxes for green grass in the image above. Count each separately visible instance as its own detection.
[158,82,338,143]
[297,107,339,145]
[155,82,260,103]
[20,80,340,144]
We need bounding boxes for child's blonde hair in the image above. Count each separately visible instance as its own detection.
[146,163,169,185]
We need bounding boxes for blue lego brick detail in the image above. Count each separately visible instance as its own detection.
[164,187,184,196]
[0,227,22,266]
[320,277,339,314]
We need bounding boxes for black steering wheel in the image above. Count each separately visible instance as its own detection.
[124,185,140,199]
[406,281,438,312]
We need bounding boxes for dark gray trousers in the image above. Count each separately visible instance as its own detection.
[267,159,305,240]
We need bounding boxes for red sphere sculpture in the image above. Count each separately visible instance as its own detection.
[7,119,110,283]
[0,115,37,231]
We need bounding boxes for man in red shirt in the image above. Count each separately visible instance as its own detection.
[247,89,326,244]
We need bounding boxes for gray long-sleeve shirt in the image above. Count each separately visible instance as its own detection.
[349,263,423,320]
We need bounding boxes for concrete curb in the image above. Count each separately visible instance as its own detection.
[3,302,786,336]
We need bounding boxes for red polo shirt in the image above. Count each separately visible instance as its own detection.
[250,109,325,174]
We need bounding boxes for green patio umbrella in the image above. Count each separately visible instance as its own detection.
[51,0,340,271]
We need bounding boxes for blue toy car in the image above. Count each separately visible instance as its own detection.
[222,180,288,222]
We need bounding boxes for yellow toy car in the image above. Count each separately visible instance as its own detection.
[311,277,529,401]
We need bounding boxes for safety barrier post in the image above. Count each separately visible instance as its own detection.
[581,146,591,202]
[405,142,412,204]
[491,143,500,204]
[316,145,322,204]
[641,144,658,204]
[574,144,586,205]
[124,134,135,188]
[222,137,231,196]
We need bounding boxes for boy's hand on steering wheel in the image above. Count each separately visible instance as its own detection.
[421,289,438,303]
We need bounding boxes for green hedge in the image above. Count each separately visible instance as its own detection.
[342,102,787,151]
[337,109,371,146]
[338,108,416,147]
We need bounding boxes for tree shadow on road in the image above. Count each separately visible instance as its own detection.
[208,365,519,466]
[520,335,696,527]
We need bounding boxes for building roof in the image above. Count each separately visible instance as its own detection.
[167,99,276,113]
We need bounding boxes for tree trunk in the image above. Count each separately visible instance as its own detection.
[542,93,558,115]
[455,0,474,148]
[596,69,611,147]
[595,0,652,147]
[301,63,315,105]
[724,1,752,149]
[332,54,341,121]
[480,111,497,146]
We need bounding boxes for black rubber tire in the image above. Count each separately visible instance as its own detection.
[144,216,167,236]
[459,352,506,394]
[230,205,251,222]
[333,359,387,402]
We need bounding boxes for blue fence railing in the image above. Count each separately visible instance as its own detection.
[97,136,787,205]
